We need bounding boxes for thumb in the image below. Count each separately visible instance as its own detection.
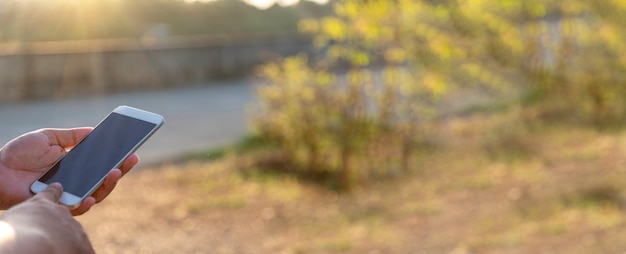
[37,182,64,202]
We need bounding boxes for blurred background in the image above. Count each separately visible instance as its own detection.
[0,0,330,163]
[4,0,626,253]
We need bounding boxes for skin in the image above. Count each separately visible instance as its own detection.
[0,128,140,252]
[0,183,95,254]
[0,128,139,215]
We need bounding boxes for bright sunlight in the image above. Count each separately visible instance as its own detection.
[183,0,329,9]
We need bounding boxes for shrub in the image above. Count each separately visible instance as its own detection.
[253,0,626,188]
[254,55,424,189]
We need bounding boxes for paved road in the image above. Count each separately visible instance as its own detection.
[0,79,254,167]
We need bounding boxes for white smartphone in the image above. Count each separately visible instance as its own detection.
[30,105,164,207]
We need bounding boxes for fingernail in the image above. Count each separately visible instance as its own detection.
[50,182,63,190]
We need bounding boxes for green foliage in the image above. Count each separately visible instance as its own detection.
[255,1,460,189]
[512,1,626,123]
[254,0,626,189]
[444,0,626,123]
[254,55,395,189]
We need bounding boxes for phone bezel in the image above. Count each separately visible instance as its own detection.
[30,105,164,207]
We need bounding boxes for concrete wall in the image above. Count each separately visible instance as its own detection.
[0,33,311,102]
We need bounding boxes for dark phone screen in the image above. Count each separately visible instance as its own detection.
[39,112,156,196]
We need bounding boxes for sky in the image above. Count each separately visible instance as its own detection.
[184,0,330,9]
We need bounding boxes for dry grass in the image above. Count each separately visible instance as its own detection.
[78,110,626,253]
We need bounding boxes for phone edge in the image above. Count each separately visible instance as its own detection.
[29,106,165,208]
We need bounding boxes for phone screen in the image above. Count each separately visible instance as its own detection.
[38,112,157,197]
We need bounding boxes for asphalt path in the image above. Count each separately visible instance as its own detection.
[0,79,255,167]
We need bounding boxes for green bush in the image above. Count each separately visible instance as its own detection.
[253,0,626,189]
[253,56,425,189]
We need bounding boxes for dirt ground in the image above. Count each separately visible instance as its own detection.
[78,113,626,253]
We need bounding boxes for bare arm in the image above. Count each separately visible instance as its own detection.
[0,183,94,253]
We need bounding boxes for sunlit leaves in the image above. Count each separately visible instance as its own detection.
[254,0,626,189]
[298,18,319,34]
[350,52,370,67]
[527,2,547,18]
[384,48,407,64]
[321,17,346,41]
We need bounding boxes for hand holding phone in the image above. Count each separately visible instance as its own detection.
[30,106,164,207]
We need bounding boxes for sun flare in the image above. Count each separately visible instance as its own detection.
[183,0,329,9]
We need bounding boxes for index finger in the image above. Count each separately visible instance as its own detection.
[36,182,64,202]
